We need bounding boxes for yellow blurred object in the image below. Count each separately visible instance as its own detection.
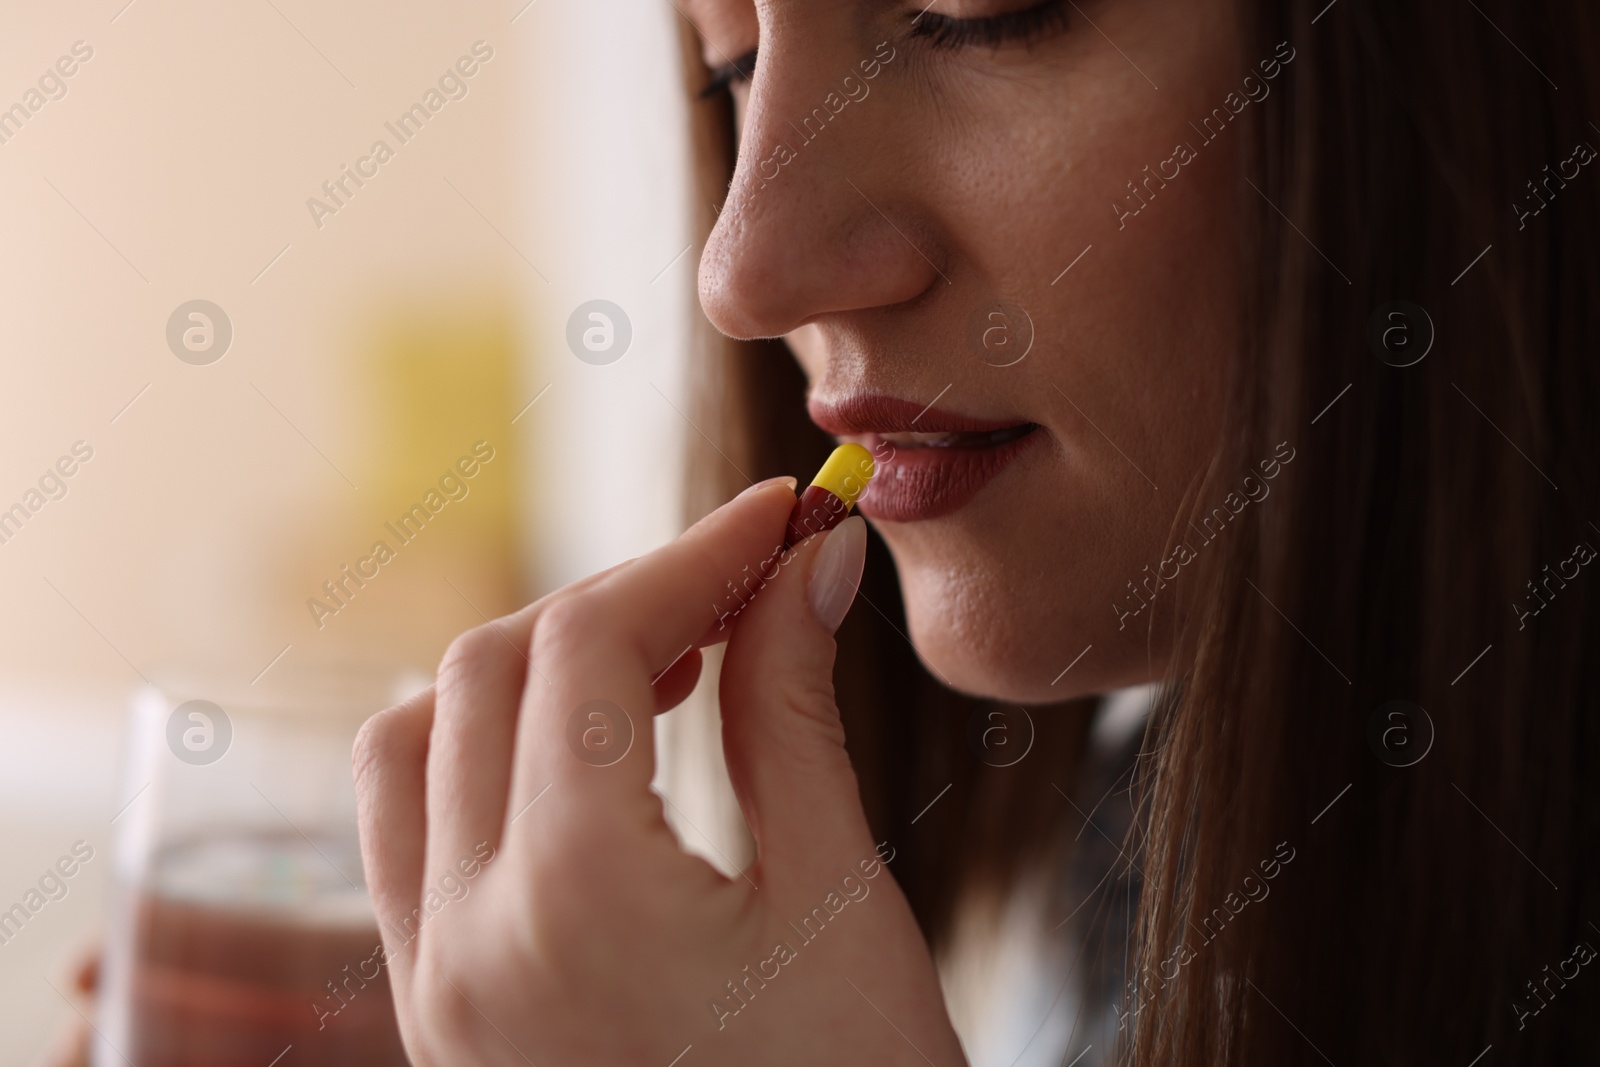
[284,301,524,667]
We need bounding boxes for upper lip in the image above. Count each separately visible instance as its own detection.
[808,393,1030,436]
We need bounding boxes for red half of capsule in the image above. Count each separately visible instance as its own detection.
[785,485,850,548]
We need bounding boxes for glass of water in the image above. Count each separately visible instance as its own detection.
[94,662,419,1067]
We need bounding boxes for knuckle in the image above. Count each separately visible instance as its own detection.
[530,594,604,659]
[784,675,846,742]
[771,677,853,778]
[351,706,405,786]
[437,624,507,693]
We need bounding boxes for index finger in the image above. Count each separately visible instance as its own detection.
[509,478,797,831]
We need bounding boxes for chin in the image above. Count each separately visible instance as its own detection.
[870,493,1179,704]
[875,537,1129,705]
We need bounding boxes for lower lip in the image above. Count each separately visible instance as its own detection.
[853,428,1042,522]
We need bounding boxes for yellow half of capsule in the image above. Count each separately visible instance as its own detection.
[811,443,875,508]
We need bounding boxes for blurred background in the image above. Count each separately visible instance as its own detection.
[0,0,716,1058]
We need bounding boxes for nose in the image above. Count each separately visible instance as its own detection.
[696,34,944,340]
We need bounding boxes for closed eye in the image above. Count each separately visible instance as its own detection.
[910,0,1072,50]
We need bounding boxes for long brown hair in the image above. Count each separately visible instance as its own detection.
[679,0,1600,1062]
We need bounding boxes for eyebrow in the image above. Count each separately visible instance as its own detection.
[698,46,759,98]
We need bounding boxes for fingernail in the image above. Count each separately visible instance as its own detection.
[738,475,798,498]
[807,515,867,633]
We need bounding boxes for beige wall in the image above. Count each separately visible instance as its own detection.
[0,0,533,1056]
[0,0,528,680]
[0,0,725,1054]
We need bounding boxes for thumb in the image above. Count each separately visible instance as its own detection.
[718,515,876,882]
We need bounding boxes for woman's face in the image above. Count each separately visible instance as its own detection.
[688,0,1244,702]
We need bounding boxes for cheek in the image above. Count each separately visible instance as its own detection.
[1070,154,1240,475]
[869,22,1241,700]
[914,65,1240,525]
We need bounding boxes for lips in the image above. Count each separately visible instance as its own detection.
[808,394,1041,522]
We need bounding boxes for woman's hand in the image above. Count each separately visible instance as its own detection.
[353,479,967,1066]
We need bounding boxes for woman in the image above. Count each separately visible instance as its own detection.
[355,0,1600,1064]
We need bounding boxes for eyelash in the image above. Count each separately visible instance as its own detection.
[698,0,1071,98]
[909,0,1072,50]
